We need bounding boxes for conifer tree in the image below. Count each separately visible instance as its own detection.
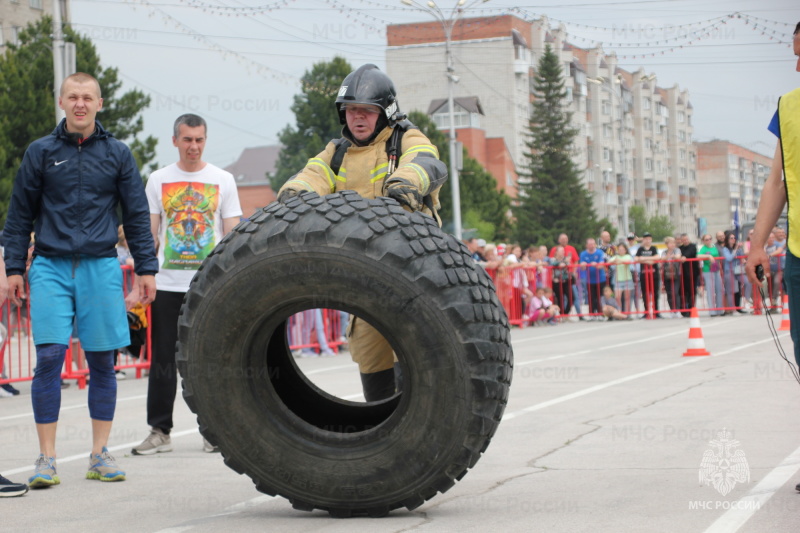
[514,45,608,247]
[270,57,353,191]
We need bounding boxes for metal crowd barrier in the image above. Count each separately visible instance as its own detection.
[485,255,783,327]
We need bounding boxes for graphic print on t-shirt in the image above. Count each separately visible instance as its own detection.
[161,181,219,270]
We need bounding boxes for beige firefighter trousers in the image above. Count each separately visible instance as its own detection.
[346,316,397,374]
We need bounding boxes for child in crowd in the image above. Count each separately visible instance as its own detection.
[601,286,631,321]
[523,287,560,326]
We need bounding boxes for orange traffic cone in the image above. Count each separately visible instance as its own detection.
[683,307,710,356]
[779,294,791,331]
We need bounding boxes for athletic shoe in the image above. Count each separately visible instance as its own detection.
[131,428,172,455]
[1,383,20,395]
[86,447,125,482]
[115,370,126,380]
[202,437,220,453]
[321,348,336,357]
[28,455,59,488]
[0,474,28,497]
[0,388,12,398]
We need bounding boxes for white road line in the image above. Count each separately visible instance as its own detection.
[503,334,786,420]
[0,394,148,422]
[1,428,200,477]
[703,444,800,533]
[153,495,275,533]
[514,324,719,366]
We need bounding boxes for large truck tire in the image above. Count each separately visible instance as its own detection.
[176,190,513,517]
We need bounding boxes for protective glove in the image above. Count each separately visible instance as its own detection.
[383,177,422,211]
[276,188,299,204]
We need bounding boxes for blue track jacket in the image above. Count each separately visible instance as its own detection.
[4,119,158,277]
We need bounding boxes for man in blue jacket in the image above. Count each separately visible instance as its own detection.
[4,72,157,488]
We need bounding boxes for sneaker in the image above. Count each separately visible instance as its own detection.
[115,370,126,380]
[320,348,336,357]
[0,388,12,398]
[131,428,172,455]
[1,383,20,395]
[0,474,28,497]
[28,455,59,488]
[86,447,125,482]
[202,437,220,453]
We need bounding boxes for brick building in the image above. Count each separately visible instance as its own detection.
[695,140,772,235]
[386,14,698,236]
[0,0,69,50]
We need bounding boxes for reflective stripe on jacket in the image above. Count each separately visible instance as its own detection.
[280,125,447,219]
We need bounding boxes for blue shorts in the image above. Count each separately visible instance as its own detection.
[29,256,130,351]
[615,280,635,291]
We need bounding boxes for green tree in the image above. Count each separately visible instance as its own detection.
[628,205,675,240]
[407,111,511,241]
[0,17,157,225]
[270,57,353,191]
[514,45,609,248]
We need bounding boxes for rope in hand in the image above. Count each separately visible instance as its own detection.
[755,264,800,386]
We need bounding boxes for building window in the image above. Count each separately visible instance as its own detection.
[643,98,651,110]
[30,0,43,8]
[11,25,21,45]
[603,148,611,162]
[679,149,686,160]
[603,124,612,138]
[679,130,686,142]
[645,158,653,171]
[678,111,685,123]
[644,118,652,130]
[680,167,687,179]
[432,108,471,130]
[602,100,611,115]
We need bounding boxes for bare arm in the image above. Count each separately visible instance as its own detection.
[747,143,785,284]
[0,256,8,306]
[222,217,239,237]
[126,213,161,309]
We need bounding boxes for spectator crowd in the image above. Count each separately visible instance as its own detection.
[463,227,785,327]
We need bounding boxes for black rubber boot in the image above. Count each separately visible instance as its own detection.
[360,368,396,401]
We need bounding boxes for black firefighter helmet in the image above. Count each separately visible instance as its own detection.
[335,64,403,126]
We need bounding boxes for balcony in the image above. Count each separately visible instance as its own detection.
[644,179,656,199]
[656,180,669,200]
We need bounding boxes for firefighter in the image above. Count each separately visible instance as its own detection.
[278,64,448,401]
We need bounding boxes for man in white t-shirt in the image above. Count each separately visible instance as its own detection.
[132,114,242,455]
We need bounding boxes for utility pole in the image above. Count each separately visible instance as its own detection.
[52,0,76,125]
[400,0,489,240]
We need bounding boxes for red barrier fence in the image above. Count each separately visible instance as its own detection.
[485,256,782,327]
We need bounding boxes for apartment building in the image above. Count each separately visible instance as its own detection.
[386,14,698,236]
[695,140,772,235]
[0,0,69,50]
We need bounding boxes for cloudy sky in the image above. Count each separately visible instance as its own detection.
[68,0,799,170]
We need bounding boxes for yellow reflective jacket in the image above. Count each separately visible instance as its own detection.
[780,88,800,255]
[280,125,447,221]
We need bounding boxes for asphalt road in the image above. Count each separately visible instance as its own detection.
[2,313,799,533]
